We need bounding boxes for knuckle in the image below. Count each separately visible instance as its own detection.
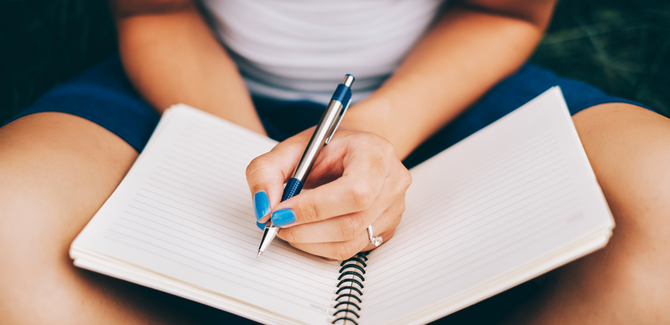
[357,132,394,155]
[397,200,407,215]
[380,138,395,156]
[279,227,298,243]
[358,132,376,145]
[350,179,376,210]
[302,198,322,223]
[337,215,363,241]
[246,155,272,178]
[333,242,358,261]
[402,168,413,189]
[367,133,394,155]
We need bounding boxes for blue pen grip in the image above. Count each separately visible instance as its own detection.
[281,177,304,202]
[330,84,352,108]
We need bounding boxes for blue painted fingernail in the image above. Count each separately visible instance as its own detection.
[271,209,296,227]
[253,191,270,221]
[257,221,266,230]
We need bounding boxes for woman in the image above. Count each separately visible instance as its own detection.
[1,0,669,323]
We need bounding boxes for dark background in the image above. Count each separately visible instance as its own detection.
[1,0,670,125]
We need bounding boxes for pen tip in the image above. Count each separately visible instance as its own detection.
[257,251,262,258]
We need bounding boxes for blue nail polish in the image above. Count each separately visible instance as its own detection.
[272,209,296,227]
[257,221,266,230]
[253,191,270,221]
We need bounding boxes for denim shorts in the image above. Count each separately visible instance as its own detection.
[4,54,647,324]
[7,54,646,170]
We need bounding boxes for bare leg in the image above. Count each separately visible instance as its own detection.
[505,103,670,324]
[0,113,193,324]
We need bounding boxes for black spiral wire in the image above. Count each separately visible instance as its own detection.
[331,253,368,325]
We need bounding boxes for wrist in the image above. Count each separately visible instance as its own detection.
[341,94,416,159]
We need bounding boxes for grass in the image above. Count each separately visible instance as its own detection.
[1,0,669,124]
[532,0,670,116]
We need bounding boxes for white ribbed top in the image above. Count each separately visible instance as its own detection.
[202,0,445,104]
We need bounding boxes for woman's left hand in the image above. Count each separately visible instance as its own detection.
[246,127,412,260]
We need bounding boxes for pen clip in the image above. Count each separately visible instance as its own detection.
[325,98,351,145]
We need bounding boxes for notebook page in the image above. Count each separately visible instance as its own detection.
[71,105,339,325]
[361,88,613,324]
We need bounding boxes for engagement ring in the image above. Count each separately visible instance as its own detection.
[367,225,383,247]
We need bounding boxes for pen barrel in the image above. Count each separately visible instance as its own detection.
[281,178,304,202]
[292,99,346,181]
[292,77,353,182]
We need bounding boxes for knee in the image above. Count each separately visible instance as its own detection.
[575,104,670,228]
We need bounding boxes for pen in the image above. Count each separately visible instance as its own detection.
[257,74,355,257]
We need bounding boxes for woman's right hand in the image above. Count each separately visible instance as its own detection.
[246,127,412,260]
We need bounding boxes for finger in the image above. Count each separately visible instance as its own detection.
[246,134,310,223]
[288,216,398,260]
[288,227,370,261]
[277,184,405,243]
[360,228,396,252]
[272,145,392,226]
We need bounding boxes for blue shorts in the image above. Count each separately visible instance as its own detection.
[7,54,645,170]
[4,55,647,324]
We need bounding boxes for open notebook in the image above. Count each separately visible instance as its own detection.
[70,87,614,325]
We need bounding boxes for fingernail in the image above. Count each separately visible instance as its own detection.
[271,209,296,227]
[257,221,266,230]
[253,191,270,221]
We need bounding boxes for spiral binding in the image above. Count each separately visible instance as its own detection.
[331,252,368,325]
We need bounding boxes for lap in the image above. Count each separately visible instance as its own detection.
[3,55,667,324]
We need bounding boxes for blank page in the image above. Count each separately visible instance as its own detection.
[71,105,340,324]
[362,88,613,324]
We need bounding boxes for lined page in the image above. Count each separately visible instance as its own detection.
[362,88,613,324]
[72,105,339,325]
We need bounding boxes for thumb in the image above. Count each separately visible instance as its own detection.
[246,132,310,223]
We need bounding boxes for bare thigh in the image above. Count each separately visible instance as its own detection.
[0,113,192,324]
[506,103,670,324]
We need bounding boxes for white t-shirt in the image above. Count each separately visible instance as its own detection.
[202,0,445,104]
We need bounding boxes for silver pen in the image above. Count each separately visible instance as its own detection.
[257,74,355,257]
